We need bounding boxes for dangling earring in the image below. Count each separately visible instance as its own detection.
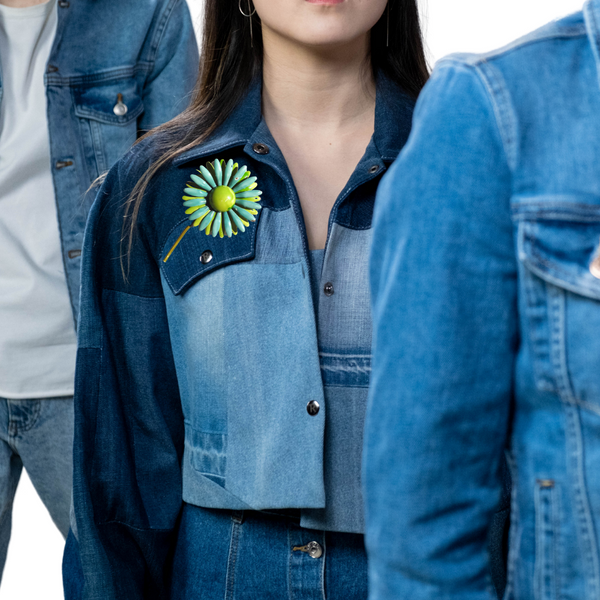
[386,2,390,48]
[239,0,257,48]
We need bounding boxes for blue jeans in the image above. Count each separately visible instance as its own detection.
[0,397,73,581]
[170,505,368,599]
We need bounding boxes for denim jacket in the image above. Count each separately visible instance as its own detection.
[366,2,600,599]
[65,76,415,598]
[0,0,198,322]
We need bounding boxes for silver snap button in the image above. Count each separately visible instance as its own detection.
[113,93,128,117]
[47,64,59,73]
[58,0,70,7]
[306,541,323,559]
[323,282,334,297]
[307,400,320,416]
[368,165,379,174]
[591,256,600,280]
[200,250,213,264]
[252,143,269,155]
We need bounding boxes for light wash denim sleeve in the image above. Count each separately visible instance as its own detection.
[138,0,199,132]
[365,61,518,600]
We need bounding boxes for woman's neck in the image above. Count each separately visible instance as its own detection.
[261,27,376,133]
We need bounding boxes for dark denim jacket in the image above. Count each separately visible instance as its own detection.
[64,76,423,599]
[0,0,198,322]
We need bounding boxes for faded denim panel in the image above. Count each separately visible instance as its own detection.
[163,208,326,510]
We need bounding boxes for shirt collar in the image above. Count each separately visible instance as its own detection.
[174,72,414,167]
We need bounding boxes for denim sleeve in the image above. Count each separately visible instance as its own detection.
[364,62,517,600]
[138,0,199,131]
[63,158,184,599]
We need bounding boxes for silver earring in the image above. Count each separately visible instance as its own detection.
[386,3,390,48]
[239,0,256,48]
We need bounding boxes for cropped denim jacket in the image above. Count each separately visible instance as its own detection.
[366,2,600,599]
[0,0,198,322]
[65,76,416,598]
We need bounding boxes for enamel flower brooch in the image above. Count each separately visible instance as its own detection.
[163,159,262,262]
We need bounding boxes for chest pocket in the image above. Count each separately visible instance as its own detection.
[73,78,143,179]
[517,199,600,412]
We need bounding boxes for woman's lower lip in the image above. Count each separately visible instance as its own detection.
[305,0,345,4]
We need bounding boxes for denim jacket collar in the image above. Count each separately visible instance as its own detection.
[174,72,414,168]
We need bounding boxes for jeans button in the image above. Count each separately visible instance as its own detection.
[200,250,213,264]
[323,282,334,296]
[306,541,323,559]
[306,400,320,416]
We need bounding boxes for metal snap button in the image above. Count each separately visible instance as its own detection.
[307,400,320,416]
[368,165,380,174]
[323,282,334,297]
[47,65,59,73]
[200,250,213,265]
[591,256,600,280]
[58,0,70,7]
[252,143,269,155]
[68,249,82,259]
[113,93,128,117]
[306,541,323,559]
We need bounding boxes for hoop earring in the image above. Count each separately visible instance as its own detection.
[239,0,256,48]
[386,2,390,48]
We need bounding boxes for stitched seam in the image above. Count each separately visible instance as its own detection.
[474,61,518,173]
[46,64,152,87]
[146,0,179,66]
[225,516,242,600]
[101,287,164,300]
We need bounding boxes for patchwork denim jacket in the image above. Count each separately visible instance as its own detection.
[65,77,415,598]
[366,2,600,599]
[0,0,198,322]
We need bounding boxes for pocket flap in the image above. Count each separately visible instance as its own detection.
[74,79,143,125]
[160,216,260,295]
[519,216,600,300]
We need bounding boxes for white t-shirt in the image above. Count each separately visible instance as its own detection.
[0,0,77,399]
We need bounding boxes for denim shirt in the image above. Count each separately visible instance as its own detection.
[0,0,198,323]
[66,76,415,598]
[366,2,600,599]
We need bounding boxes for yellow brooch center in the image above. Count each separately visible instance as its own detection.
[209,186,236,212]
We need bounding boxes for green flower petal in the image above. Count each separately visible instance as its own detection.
[223,211,233,237]
[212,212,222,237]
[189,176,212,192]
[233,205,256,222]
[223,159,234,187]
[229,209,246,232]
[235,199,262,210]
[235,190,262,199]
[232,177,257,193]
[230,165,247,186]
[199,165,217,188]
[214,159,223,186]
[199,211,215,231]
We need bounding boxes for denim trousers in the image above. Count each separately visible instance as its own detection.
[0,397,73,580]
[170,504,368,600]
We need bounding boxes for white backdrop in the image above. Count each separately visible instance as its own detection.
[0,0,584,598]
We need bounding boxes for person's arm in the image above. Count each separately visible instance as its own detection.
[139,0,199,131]
[364,60,517,600]
[63,156,184,600]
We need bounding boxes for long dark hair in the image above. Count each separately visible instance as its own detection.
[123,0,428,262]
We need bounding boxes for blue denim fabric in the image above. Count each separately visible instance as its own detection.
[170,505,368,600]
[0,0,198,323]
[0,397,73,581]
[65,76,418,598]
[365,2,600,599]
